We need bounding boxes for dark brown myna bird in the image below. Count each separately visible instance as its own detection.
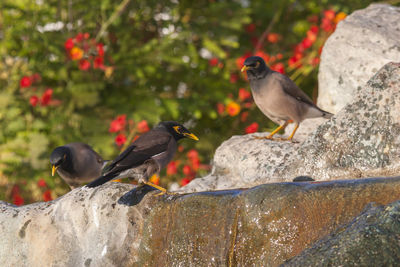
[241,56,333,141]
[86,121,199,194]
[50,142,106,189]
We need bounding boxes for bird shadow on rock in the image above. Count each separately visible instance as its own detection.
[118,184,157,206]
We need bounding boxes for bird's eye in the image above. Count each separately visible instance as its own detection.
[173,126,182,133]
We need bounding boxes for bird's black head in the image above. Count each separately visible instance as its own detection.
[241,56,269,79]
[50,146,70,176]
[156,121,199,141]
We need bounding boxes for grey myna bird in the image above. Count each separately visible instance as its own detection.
[50,142,106,189]
[241,56,333,141]
[86,121,199,195]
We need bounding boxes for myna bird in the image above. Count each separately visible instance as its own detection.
[50,142,106,189]
[86,121,199,195]
[241,56,333,141]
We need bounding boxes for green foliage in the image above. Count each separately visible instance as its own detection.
[0,0,385,203]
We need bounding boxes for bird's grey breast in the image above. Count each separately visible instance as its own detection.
[250,74,290,124]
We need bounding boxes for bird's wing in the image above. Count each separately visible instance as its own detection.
[274,72,316,107]
[104,131,172,175]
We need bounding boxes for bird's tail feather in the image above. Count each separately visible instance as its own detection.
[86,173,118,188]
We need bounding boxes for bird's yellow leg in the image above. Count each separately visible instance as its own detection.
[286,123,299,141]
[144,181,167,193]
[254,121,289,140]
[144,181,178,196]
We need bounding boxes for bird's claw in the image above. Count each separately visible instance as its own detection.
[153,190,179,197]
[253,135,298,142]
[253,135,281,141]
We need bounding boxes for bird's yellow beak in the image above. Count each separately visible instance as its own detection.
[51,165,58,176]
[184,132,199,141]
[241,65,249,72]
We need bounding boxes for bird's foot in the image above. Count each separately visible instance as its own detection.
[253,135,282,141]
[153,190,179,197]
[253,135,274,140]
[253,135,298,143]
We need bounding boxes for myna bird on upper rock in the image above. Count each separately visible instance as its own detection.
[241,56,333,141]
[86,121,199,195]
[50,142,106,189]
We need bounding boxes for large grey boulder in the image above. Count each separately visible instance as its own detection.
[1,177,400,266]
[317,4,400,114]
[181,62,400,193]
[282,200,400,266]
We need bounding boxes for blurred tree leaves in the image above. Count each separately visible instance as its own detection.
[0,0,386,203]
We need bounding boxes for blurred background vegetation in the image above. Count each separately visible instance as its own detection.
[0,0,388,204]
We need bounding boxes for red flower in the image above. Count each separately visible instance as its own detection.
[270,63,285,74]
[230,73,238,83]
[137,120,150,133]
[310,25,319,34]
[43,190,52,202]
[83,32,90,39]
[187,149,199,160]
[75,33,84,42]
[245,122,259,134]
[190,158,200,171]
[167,161,178,175]
[324,9,336,21]
[182,165,192,175]
[109,115,126,133]
[69,47,83,60]
[93,56,104,69]
[180,178,190,186]
[29,95,39,107]
[149,174,160,185]
[30,73,41,83]
[41,89,53,106]
[238,88,251,101]
[13,194,24,206]
[115,133,127,146]
[276,53,283,60]
[301,38,313,50]
[37,179,47,187]
[321,17,335,32]
[245,23,256,33]
[20,76,32,88]
[311,57,320,66]
[217,103,225,115]
[289,53,303,68]
[241,111,249,122]
[208,57,219,67]
[306,30,317,43]
[254,51,270,63]
[79,59,90,71]
[266,33,280,43]
[226,101,241,116]
[64,38,74,50]
[334,12,347,24]
[96,43,104,57]
[294,43,305,54]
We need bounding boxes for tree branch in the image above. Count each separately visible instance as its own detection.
[95,0,132,42]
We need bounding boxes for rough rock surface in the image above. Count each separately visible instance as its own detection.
[282,200,400,266]
[317,4,400,113]
[1,178,400,267]
[181,62,400,193]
